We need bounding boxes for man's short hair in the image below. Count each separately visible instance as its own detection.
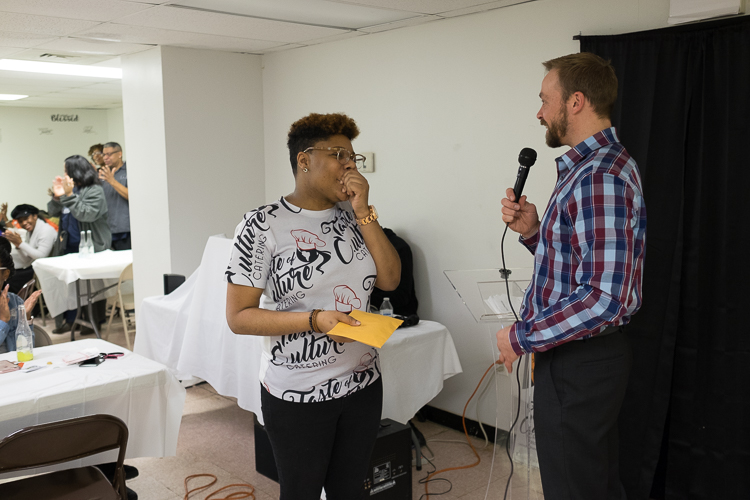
[287,113,360,175]
[11,204,39,220]
[103,142,122,152]
[543,52,618,119]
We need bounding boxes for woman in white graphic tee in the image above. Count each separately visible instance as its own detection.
[225,113,400,500]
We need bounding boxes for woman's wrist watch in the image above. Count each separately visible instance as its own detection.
[356,205,378,226]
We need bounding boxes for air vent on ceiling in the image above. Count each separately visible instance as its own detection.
[39,53,79,61]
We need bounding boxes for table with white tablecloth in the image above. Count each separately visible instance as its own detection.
[32,250,133,337]
[135,235,462,425]
[0,338,185,479]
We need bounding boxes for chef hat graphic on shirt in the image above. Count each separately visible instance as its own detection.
[291,229,326,251]
[333,285,361,313]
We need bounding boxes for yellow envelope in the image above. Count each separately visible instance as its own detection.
[327,310,403,348]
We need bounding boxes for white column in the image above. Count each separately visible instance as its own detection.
[122,46,265,312]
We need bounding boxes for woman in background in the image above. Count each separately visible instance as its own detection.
[47,155,110,252]
[225,113,400,500]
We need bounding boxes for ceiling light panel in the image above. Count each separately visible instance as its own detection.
[0,59,122,78]
[0,0,153,22]
[0,12,99,36]
[77,25,285,52]
[173,0,416,29]
[331,0,504,15]
[0,94,28,100]
[115,5,347,43]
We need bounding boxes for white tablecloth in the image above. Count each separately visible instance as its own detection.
[0,339,185,479]
[135,235,462,425]
[32,250,133,317]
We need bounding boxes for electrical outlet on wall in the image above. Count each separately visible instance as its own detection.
[361,152,374,173]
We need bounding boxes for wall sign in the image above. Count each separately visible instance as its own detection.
[50,114,79,122]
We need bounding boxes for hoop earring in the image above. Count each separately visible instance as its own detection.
[303,167,309,173]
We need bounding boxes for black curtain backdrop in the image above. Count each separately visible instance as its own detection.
[579,16,750,500]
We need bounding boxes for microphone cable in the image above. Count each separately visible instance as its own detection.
[499,222,524,500]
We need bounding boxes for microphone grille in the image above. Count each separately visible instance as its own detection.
[519,148,537,167]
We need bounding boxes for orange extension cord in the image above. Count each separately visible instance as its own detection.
[423,362,496,499]
[183,474,255,500]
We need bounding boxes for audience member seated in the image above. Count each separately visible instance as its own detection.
[3,205,56,294]
[0,238,41,354]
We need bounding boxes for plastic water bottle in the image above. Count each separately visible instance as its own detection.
[79,230,88,258]
[379,297,394,317]
[15,304,33,362]
[86,230,94,255]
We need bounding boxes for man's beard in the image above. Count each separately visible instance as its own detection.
[541,105,568,148]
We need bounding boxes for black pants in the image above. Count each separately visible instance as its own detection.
[111,233,131,251]
[261,377,383,500]
[534,329,632,500]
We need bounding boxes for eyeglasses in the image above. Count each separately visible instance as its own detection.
[91,151,103,157]
[102,151,121,157]
[303,147,366,169]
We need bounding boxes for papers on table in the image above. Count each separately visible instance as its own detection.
[327,310,403,348]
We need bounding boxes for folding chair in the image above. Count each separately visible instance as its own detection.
[105,263,134,349]
[16,278,35,300]
[32,324,53,347]
[0,414,129,500]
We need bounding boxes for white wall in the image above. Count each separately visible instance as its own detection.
[122,46,265,310]
[261,0,673,425]
[106,107,126,152]
[160,46,265,277]
[0,107,110,212]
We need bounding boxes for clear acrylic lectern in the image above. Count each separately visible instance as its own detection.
[444,268,538,500]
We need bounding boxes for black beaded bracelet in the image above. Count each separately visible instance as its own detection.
[309,310,316,332]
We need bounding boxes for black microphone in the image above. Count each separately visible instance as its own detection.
[513,148,537,202]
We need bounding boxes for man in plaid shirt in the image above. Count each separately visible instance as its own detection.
[497,53,646,500]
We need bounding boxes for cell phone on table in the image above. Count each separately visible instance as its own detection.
[79,355,105,367]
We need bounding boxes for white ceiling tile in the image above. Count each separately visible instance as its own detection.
[438,0,533,17]
[36,37,153,56]
[0,46,26,57]
[115,5,348,43]
[260,43,305,53]
[0,12,100,36]
[77,24,286,52]
[0,0,153,22]
[330,0,500,15]
[358,14,442,33]
[59,84,122,96]
[172,0,414,29]
[0,31,59,48]
[299,30,367,46]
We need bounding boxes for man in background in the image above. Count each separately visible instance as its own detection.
[3,204,56,294]
[99,142,131,250]
[496,52,647,500]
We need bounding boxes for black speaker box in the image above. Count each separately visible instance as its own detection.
[163,274,186,295]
